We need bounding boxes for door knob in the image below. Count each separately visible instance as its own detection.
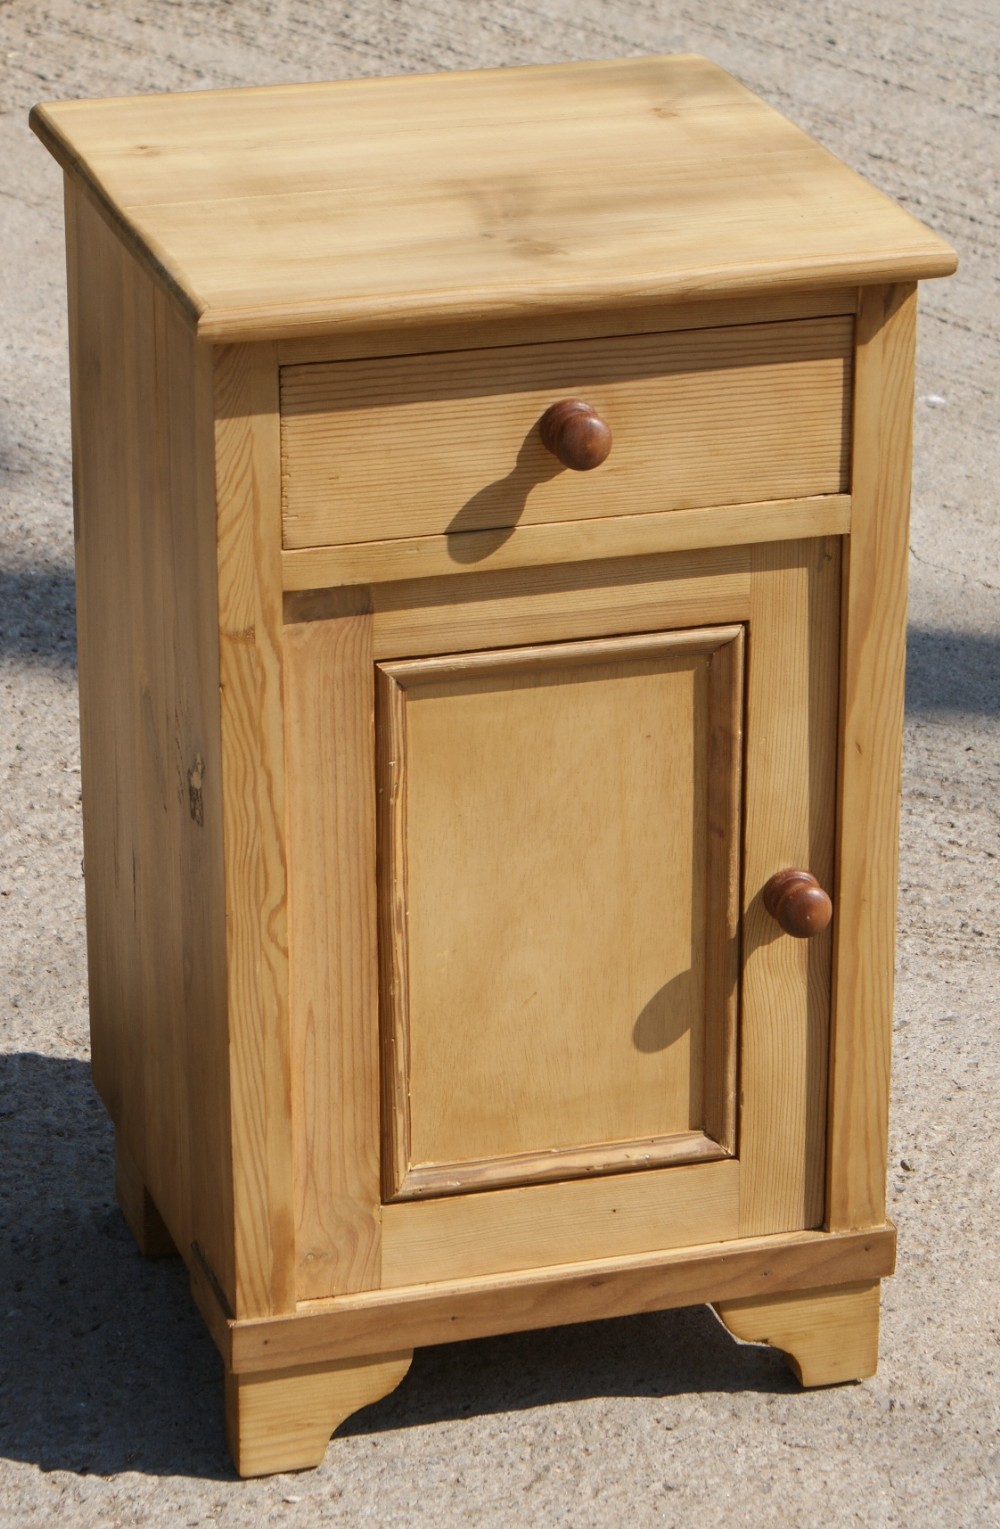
[762,869,833,938]
[539,400,612,470]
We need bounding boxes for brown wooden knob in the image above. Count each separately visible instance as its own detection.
[539,400,612,470]
[762,869,833,939]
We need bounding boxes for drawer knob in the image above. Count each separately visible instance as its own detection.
[539,400,612,470]
[762,869,833,938]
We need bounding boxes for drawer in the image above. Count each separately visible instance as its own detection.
[280,316,852,550]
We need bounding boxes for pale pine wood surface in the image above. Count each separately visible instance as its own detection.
[31,57,955,342]
[114,1134,178,1258]
[287,538,837,1295]
[394,1131,728,1201]
[283,550,753,1300]
[738,537,840,1236]
[282,547,752,659]
[280,492,852,590]
[376,629,742,1196]
[29,27,961,1483]
[213,344,296,1318]
[66,185,236,1300]
[274,288,858,366]
[211,1227,896,1376]
[369,547,753,660]
[702,629,743,1149]
[380,1160,739,1285]
[828,285,917,1231]
[280,318,851,548]
[226,1352,412,1476]
[283,602,383,1300]
[715,1280,881,1386]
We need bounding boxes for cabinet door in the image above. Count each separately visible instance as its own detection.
[284,539,839,1298]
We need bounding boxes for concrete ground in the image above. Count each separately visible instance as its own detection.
[1,1,997,1523]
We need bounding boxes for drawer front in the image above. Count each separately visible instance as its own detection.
[280,316,852,550]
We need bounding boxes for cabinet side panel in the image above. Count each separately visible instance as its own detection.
[213,343,296,1317]
[739,537,840,1235]
[66,183,234,1296]
[828,284,917,1230]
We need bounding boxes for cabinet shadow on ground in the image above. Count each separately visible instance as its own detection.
[0,566,996,716]
[1,1053,801,1481]
[0,567,77,670]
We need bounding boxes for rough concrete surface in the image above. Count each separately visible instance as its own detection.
[1,0,997,1523]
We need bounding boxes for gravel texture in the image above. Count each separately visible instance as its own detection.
[1,1,998,1524]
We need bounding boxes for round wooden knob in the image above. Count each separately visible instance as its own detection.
[539,400,612,470]
[762,869,833,938]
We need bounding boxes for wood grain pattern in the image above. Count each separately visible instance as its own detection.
[286,535,840,1295]
[283,539,827,1297]
[273,287,859,365]
[278,547,754,1302]
[367,547,753,660]
[284,602,383,1299]
[114,1134,178,1258]
[226,1352,412,1476]
[380,1160,739,1285]
[376,628,742,1201]
[280,494,852,590]
[715,1280,881,1385]
[738,538,841,1237]
[31,57,955,343]
[374,663,413,1205]
[209,1226,896,1375]
[41,49,953,1476]
[703,630,743,1149]
[827,285,917,1231]
[280,319,852,549]
[66,184,235,1301]
[213,343,295,1318]
[395,1131,727,1200]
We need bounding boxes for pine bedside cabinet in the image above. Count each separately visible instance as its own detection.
[31,56,956,1476]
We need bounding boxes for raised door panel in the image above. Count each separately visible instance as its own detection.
[376,627,743,1202]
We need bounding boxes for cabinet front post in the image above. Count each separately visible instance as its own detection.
[214,342,296,1316]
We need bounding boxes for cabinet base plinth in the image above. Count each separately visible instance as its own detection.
[114,1135,178,1258]
[225,1352,413,1477]
[187,1210,894,1472]
[714,1278,881,1386]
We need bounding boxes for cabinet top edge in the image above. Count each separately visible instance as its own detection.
[31,54,957,344]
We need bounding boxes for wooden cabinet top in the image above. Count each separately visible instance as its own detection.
[31,54,956,344]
